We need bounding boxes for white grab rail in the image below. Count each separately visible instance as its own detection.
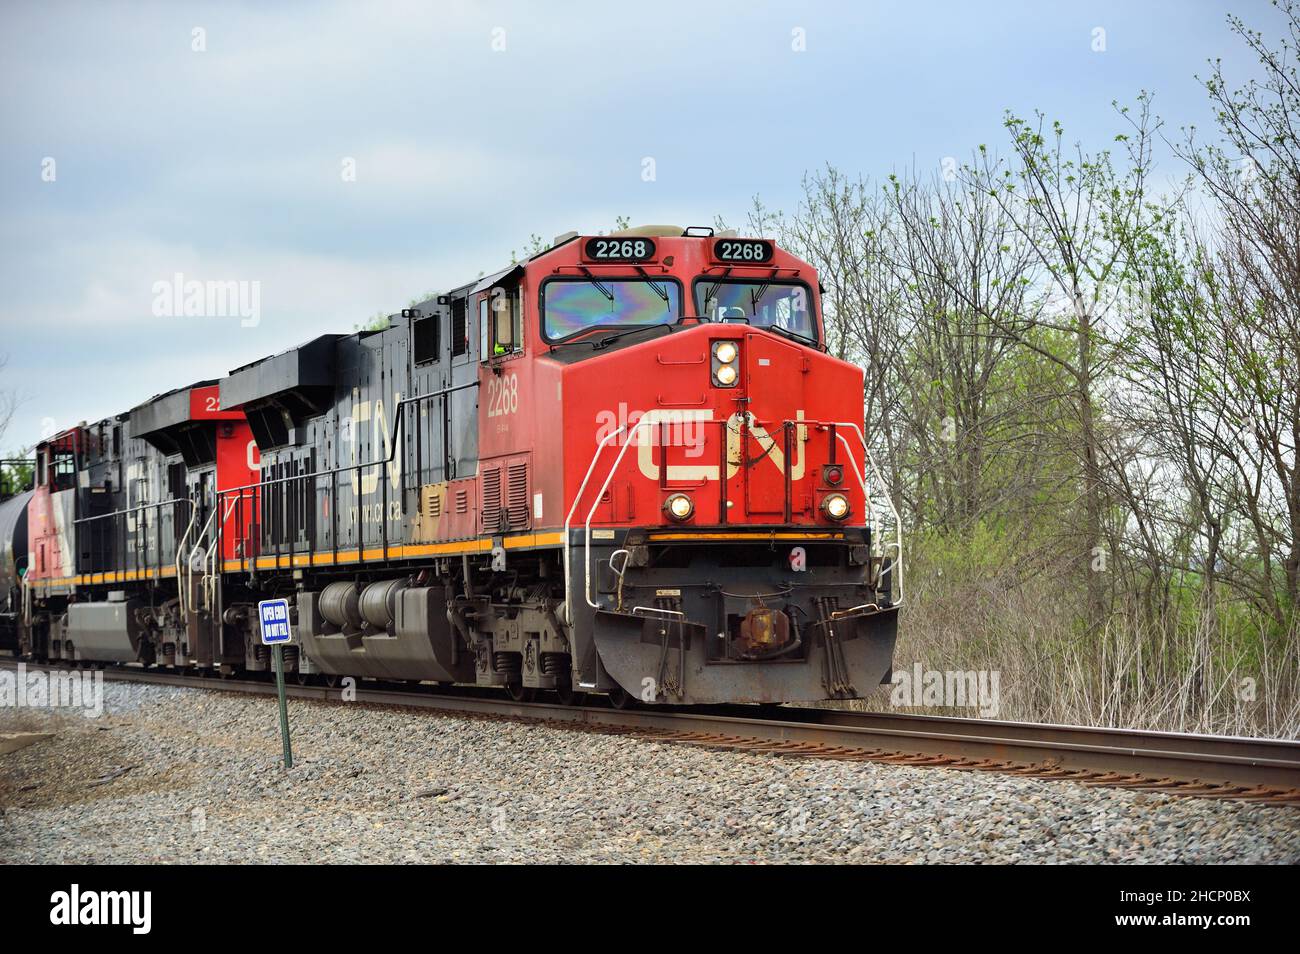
[833,427,904,607]
[561,414,904,623]
[174,501,200,617]
[561,416,658,624]
[580,416,658,614]
[197,494,249,613]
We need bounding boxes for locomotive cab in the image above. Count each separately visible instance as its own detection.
[493,226,901,705]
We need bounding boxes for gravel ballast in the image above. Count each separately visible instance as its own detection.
[1,679,1297,864]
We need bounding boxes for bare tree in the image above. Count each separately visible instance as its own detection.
[1127,3,1300,629]
[891,98,1167,626]
[746,170,912,516]
[885,167,1057,538]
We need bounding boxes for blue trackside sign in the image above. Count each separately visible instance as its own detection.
[257,598,293,645]
[258,597,295,768]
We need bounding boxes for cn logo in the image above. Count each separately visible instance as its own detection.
[789,546,807,572]
[636,409,807,482]
[349,392,403,495]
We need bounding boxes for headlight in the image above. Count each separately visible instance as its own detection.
[664,493,694,521]
[711,340,740,387]
[821,492,850,521]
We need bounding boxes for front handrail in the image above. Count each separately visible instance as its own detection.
[562,418,645,624]
[562,414,904,626]
[580,415,658,614]
[827,422,904,607]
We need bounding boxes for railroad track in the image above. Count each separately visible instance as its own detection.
[4,658,1299,805]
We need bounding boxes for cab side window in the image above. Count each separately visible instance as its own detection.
[481,286,523,359]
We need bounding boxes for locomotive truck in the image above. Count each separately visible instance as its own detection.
[15,226,901,706]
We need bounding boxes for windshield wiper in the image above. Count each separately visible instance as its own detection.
[594,323,674,350]
[548,324,626,350]
[548,322,673,352]
[634,267,671,307]
[762,323,816,346]
[581,274,615,302]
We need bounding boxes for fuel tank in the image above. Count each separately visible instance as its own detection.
[66,598,148,664]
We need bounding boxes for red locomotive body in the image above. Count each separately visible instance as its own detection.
[500,231,897,702]
[16,227,899,706]
[484,234,867,532]
[187,384,261,563]
[26,429,82,592]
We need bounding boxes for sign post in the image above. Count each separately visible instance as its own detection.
[257,598,294,769]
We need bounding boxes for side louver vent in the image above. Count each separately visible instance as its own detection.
[422,485,443,517]
[507,461,529,530]
[481,466,503,533]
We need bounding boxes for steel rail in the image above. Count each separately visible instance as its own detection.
[2,659,1297,801]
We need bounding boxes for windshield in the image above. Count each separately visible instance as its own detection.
[694,280,816,342]
[542,278,682,342]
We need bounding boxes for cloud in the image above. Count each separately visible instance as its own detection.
[0,0,1282,456]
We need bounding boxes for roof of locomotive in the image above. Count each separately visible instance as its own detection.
[225,334,343,376]
[129,379,221,438]
[220,334,342,412]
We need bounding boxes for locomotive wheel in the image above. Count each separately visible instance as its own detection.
[607,686,636,710]
[295,670,311,686]
[554,681,585,706]
[505,683,536,703]
[323,673,341,689]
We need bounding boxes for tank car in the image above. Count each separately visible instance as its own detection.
[0,482,33,652]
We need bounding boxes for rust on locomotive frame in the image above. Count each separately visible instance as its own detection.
[16,226,901,706]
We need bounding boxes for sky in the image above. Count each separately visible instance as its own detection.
[0,0,1288,453]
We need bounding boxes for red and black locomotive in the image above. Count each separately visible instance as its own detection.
[14,226,901,706]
